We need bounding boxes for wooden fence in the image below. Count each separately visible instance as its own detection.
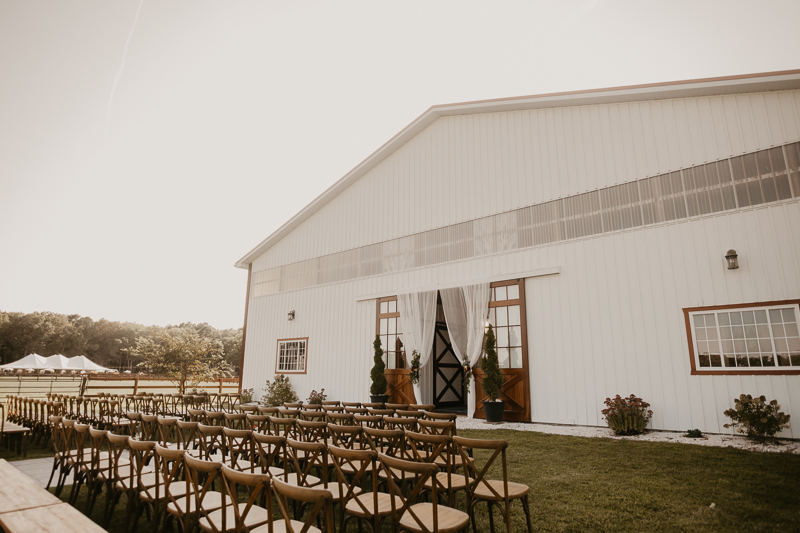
[0,374,240,405]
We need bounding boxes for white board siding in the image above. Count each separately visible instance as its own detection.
[243,201,799,438]
[252,90,800,273]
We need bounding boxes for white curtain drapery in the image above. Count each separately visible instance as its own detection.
[441,283,491,418]
[397,290,438,405]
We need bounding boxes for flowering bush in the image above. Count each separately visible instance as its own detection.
[240,388,254,404]
[409,351,421,385]
[261,375,299,407]
[307,388,327,405]
[601,394,653,435]
[723,394,791,441]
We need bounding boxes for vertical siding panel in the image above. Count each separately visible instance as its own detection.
[763,92,786,144]
[749,93,773,148]
[736,94,758,153]
[709,97,732,158]
[638,102,660,177]
[778,91,800,141]
[697,97,719,161]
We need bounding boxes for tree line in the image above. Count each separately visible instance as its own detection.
[0,310,243,376]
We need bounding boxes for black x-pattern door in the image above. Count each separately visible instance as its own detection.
[433,322,465,409]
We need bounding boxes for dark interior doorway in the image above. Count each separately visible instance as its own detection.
[432,296,466,412]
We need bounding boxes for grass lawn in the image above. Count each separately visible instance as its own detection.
[461,428,800,533]
[31,428,800,532]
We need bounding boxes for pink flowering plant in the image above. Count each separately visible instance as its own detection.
[723,394,790,441]
[307,388,327,405]
[601,394,653,435]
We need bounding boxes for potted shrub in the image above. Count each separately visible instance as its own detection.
[370,335,389,404]
[481,324,504,423]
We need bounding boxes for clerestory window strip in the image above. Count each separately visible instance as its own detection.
[252,141,800,297]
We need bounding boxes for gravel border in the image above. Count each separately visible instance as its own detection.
[456,417,799,454]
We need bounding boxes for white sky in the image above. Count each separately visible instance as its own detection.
[1,0,798,330]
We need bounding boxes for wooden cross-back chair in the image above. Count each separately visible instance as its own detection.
[296,419,328,444]
[183,453,226,533]
[197,465,272,533]
[379,453,469,533]
[196,423,224,461]
[154,444,193,533]
[417,419,457,437]
[329,445,389,533]
[272,477,334,533]
[354,414,384,430]
[406,431,467,508]
[246,413,270,434]
[222,427,255,472]
[177,419,200,451]
[269,416,298,439]
[284,438,323,488]
[452,436,533,533]
[252,432,288,479]
[325,412,355,426]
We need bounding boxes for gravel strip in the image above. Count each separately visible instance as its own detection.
[455,417,799,454]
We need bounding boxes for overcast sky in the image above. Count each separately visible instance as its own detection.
[1,0,798,330]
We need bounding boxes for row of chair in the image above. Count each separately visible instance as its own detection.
[48,411,532,533]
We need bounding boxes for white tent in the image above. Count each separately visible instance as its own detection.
[66,355,116,373]
[0,353,50,370]
[0,353,117,373]
[44,354,72,370]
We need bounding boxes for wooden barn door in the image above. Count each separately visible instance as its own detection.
[473,279,531,422]
[376,296,416,404]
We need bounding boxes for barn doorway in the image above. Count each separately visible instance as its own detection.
[432,295,466,412]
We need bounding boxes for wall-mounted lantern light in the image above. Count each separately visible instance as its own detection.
[287,310,295,321]
[725,249,739,270]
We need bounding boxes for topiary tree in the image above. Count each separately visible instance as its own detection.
[481,324,503,401]
[370,335,387,396]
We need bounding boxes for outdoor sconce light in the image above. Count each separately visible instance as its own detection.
[287,310,295,321]
[725,249,739,270]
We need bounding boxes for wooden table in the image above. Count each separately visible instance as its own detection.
[0,459,61,514]
[0,502,106,533]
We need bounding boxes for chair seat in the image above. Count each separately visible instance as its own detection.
[270,473,321,487]
[115,470,157,492]
[199,503,270,532]
[398,502,470,533]
[424,472,472,491]
[473,479,529,500]
[167,491,224,515]
[314,483,361,502]
[141,481,191,503]
[254,520,320,533]
[345,492,403,518]
[341,460,375,475]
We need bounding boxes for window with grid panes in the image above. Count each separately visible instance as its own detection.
[487,282,525,369]
[275,338,308,373]
[686,302,800,373]
[376,297,406,369]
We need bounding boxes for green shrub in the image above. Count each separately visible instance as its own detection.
[723,394,791,441]
[601,394,653,435]
[481,324,503,402]
[369,335,387,396]
[686,428,703,438]
[409,350,421,385]
[261,375,299,407]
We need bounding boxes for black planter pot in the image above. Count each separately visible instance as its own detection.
[370,394,389,405]
[483,400,505,423]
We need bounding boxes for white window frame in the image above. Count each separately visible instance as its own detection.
[275,338,308,374]
[685,301,800,375]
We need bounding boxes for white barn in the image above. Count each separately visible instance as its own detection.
[236,70,800,437]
